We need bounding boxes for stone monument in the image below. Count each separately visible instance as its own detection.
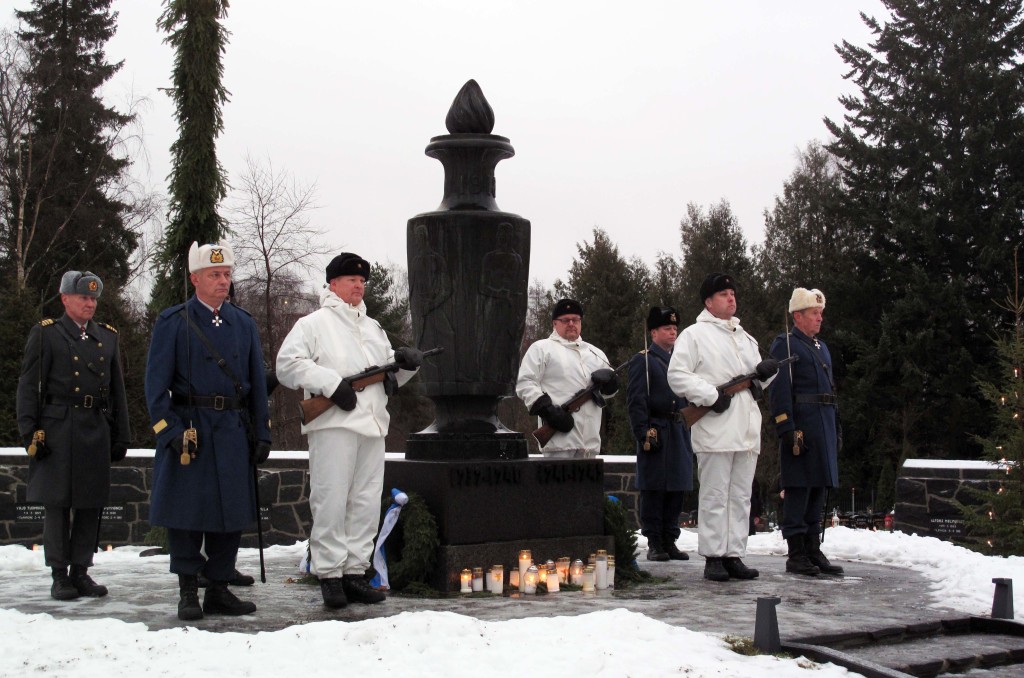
[386,81,613,592]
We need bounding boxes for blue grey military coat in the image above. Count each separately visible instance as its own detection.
[626,343,694,492]
[768,328,839,488]
[145,297,271,533]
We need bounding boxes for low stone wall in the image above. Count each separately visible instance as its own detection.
[0,451,641,548]
[894,458,1000,542]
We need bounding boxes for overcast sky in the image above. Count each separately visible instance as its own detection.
[41,1,889,288]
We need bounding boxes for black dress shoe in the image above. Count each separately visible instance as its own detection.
[342,574,386,604]
[722,557,759,580]
[203,583,257,615]
[320,577,348,609]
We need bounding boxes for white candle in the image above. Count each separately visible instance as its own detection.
[518,549,532,583]
[595,549,608,590]
[471,567,484,592]
[546,566,559,593]
[509,569,520,589]
[489,565,503,593]
[582,565,596,592]
[459,568,472,593]
[524,565,539,594]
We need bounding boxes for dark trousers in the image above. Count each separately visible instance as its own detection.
[167,529,241,582]
[781,486,827,539]
[43,506,100,569]
[639,490,686,544]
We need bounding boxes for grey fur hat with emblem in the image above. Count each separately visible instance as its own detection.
[59,271,103,298]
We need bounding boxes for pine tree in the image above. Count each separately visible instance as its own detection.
[10,0,137,296]
[150,0,231,309]
[826,0,1024,467]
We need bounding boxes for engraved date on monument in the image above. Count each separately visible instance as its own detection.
[535,463,603,484]
[449,465,523,487]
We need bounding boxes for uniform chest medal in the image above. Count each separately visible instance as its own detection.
[212,309,223,327]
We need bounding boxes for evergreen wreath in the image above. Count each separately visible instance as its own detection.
[376,491,440,591]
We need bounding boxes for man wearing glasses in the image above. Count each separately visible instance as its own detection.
[516,299,618,458]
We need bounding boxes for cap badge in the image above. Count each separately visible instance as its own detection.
[210,248,225,264]
[88,281,98,291]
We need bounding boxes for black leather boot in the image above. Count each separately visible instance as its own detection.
[178,574,203,621]
[703,557,730,581]
[320,577,348,609]
[197,569,255,588]
[646,537,670,562]
[69,565,108,597]
[51,567,80,601]
[342,574,386,604]
[722,557,759,580]
[805,532,844,575]
[203,582,257,615]
[663,536,690,561]
[785,536,820,576]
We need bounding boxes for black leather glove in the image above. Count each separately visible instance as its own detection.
[780,430,796,453]
[110,443,128,462]
[251,440,271,466]
[265,371,280,396]
[394,347,424,370]
[26,431,50,460]
[755,358,780,380]
[591,368,619,395]
[383,371,398,396]
[711,392,732,414]
[330,380,357,411]
[529,394,575,433]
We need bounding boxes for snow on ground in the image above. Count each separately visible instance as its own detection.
[1,528,1022,677]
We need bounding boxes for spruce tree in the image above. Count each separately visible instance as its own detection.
[11,0,137,297]
[826,1,1024,465]
[150,0,231,309]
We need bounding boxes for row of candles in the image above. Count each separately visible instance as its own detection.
[459,549,615,594]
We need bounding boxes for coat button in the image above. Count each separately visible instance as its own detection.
[74,371,79,377]
[73,356,79,361]
[74,387,80,393]
[99,357,105,362]
[97,342,103,348]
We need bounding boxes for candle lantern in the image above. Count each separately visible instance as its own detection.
[489,565,504,593]
[537,566,548,584]
[518,549,533,583]
[509,568,520,589]
[556,557,571,583]
[595,549,608,590]
[524,565,539,594]
[582,565,596,592]
[570,559,585,585]
[460,568,473,593]
[607,555,616,589]
[546,564,559,592]
[472,567,484,592]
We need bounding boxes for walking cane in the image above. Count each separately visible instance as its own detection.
[253,465,266,583]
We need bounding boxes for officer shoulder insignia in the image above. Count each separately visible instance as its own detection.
[40,318,55,327]
[98,322,118,334]
[638,349,649,355]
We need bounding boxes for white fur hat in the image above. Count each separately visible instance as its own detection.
[789,287,826,313]
[188,242,235,273]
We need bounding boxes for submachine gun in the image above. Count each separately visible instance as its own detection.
[532,360,628,448]
[679,355,798,429]
[298,347,444,424]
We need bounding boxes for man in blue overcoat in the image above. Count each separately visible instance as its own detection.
[627,306,694,562]
[145,242,272,620]
[768,287,843,577]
